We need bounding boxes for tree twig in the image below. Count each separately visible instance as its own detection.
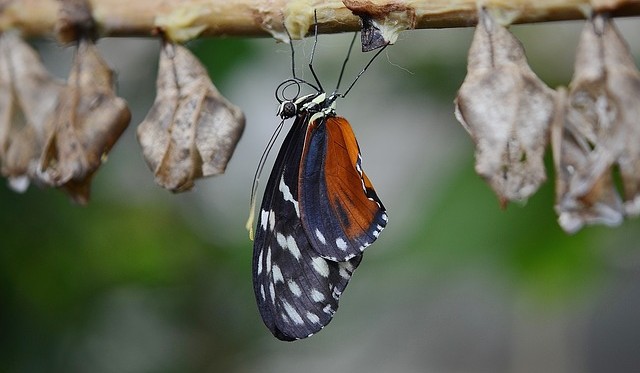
[1,0,640,40]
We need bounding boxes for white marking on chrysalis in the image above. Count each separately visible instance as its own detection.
[283,301,304,325]
[276,232,287,248]
[279,176,300,217]
[315,229,326,245]
[311,289,325,302]
[288,279,302,297]
[269,210,276,231]
[260,210,269,231]
[311,257,330,277]
[257,249,263,275]
[335,237,348,250]
[286,235,301,259]
[306,312,321,324]
[272,265,284,283]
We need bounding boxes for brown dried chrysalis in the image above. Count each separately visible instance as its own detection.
[136,40,245,192]
[454,8,556,206]
[0,32,64,192]
[553,14,640,233]
[38,38,131,204]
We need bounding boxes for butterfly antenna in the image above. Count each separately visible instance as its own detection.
[246,120,286,239]
[308,10,324,92]
[283,23,299,81]
[341,43,388,98]
[334,32,357,94]
[282,15,320,93]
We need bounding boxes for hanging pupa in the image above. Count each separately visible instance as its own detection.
[0,31,64,192]
[454,7,556,206]
[37,0,131,204]
[136,39,245,192]
[553,14,640,232]
[38,37,131,204]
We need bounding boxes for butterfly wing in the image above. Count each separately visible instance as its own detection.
[299,116,388,261]
[253,112,362,341]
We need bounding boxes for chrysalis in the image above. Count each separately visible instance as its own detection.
[553,14,640,232]
[136,40,245,192]
[454,8,556,205]
[38,38,131,204]
[343,0,411,52]
[0,32,64,192]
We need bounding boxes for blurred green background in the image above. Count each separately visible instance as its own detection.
[3,18,640,373]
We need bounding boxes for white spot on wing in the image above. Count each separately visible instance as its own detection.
[335,237,347,250]
[332,287,342,299]
[272,265,284,283]
[338,261,354,280]
[257,249,263,275]
[276,232,287,248]
[269,283,276,305]
[311,257,330,277]
[279,176,300,217]
[338,266,350,280]
[310,289,325,302]
[266,247,272,273]
[341,262,354,272]
[288,279,302,297]
[260,285,266,300]
[269,210,276,231]
[260,210,269,231]
[323,304,334,315]
[283,301,304,325]
[306,312,321,324]
[315,229,326,245]
[286,235,301,259]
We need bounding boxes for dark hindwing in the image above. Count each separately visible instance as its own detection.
[253,111,363,341]
[299,116,388,261]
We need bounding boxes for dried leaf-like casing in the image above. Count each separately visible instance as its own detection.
[552,88,623,233]
[454,8,556,205]
[137,42,245,192]
[39,38,131,204]
[553,14,640,232]
[0,32,63,192]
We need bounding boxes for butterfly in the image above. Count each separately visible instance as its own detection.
[249,22,389,341]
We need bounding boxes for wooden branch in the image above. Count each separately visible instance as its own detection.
[1,0,640,41]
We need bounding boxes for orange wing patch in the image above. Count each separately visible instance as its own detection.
[323,116,382,240]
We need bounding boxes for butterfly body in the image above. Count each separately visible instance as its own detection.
[253,91,387,340]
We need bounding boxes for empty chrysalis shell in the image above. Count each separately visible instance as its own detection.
[136,41,245,192]
[553,14,640,233]
[454,8,556,206]
[39,38,131,204]
[0,32,64,192]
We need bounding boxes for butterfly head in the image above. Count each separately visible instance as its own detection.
[277,100,297,119]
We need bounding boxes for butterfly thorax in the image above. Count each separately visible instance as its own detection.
[277,92,339,122]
